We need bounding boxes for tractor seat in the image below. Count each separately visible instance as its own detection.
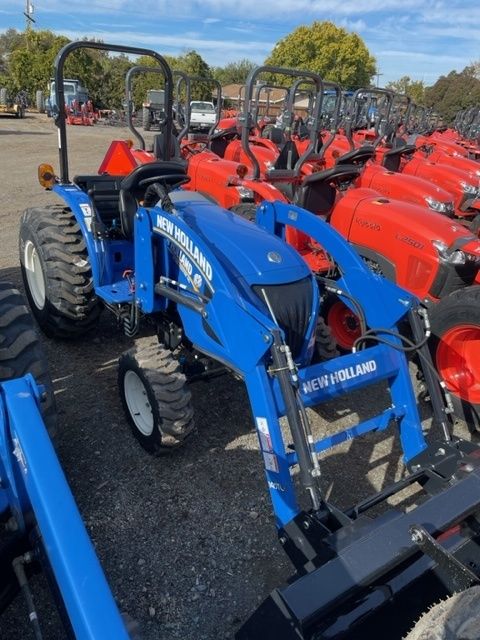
[119,161,188,239]
[208,126,238,158]
[73,174,124,226]
[296,164,361,215]
[336,145,375,166]
[153,133,187,169]
[381,144,417,171]
[266,127,285,145]
[274,140,300,171]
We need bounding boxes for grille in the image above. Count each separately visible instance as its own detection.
[429,261,479,299]
[252,277,314,359]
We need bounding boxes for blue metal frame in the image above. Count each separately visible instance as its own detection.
[0,376,129,639]
[51,183,428,531]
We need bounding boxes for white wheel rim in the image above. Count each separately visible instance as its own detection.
[24,240,46,310]
[123,370,154,436]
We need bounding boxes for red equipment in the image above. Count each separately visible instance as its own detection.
[98,65,480,428]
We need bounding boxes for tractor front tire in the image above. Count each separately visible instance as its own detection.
[429,286,480,429]
[404,586,480,639]
[118,337,195,455]
[19,205,101,339]
[0,283,56,436]
[229,203,257,222]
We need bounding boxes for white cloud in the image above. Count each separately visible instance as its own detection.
[55,28,272,65]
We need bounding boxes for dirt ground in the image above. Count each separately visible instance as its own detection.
[0,113,472,639]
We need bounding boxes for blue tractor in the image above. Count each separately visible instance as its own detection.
[18,41,480,638]
[0,283,131,638]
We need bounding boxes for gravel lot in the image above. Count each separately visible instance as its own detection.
[0,113,472,639]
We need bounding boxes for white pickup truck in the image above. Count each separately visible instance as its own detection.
[189,101,216,131]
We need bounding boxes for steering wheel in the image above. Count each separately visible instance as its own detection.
[139,174,191,189]
[181,140,207,156]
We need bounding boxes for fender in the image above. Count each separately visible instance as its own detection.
[52,183,134,299]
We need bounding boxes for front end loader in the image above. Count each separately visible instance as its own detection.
[0,283,129,639]
[19,40,480,639]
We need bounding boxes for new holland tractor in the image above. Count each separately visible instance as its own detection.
[0,282,130,639]
[18,40,480,638]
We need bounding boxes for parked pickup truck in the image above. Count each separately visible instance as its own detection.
[189,100,216,131]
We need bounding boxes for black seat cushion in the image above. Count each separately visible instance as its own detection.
[274,140,300,171]
[119,189,137,239]
[266,127,285,145]
[73,174,124,226]
[153,133,187,169]
[296,181,336,215]
[381,144,417,171]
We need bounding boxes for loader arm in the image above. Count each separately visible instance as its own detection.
[0,375,129,639]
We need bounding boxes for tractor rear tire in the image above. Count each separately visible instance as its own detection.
[429,286,480,429]
[118,337,195,455]
[142,107,151,131]
[404,586,480,639]
[19,205,101,339]
[229,203,257,222]
[313,316,339,362]
[0,283,57,436]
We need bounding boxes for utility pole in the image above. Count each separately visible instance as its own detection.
[376,72,383,88]
[24,0,36,31]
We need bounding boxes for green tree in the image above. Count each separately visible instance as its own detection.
[385,75,426,104]
[425,65,480,122]
[8,30,69,96]
[265,21,376,89]
[213,59,256,85]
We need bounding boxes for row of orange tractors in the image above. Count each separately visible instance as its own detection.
[98,65,480,429]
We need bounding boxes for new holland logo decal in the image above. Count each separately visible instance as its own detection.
[154,215,214,287]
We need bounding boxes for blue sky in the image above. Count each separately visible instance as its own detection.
[1,0,479,85]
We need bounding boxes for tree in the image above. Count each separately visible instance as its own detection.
[175,50,213,100]
[265,21,376,89]
[385,76,426,104]
[213,59,256,85]
[130,50,212,106]
[425,65,480,122]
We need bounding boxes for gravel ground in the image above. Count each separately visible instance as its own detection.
[0,113,473,640]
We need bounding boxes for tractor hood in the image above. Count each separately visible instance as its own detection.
[168,194,310,287]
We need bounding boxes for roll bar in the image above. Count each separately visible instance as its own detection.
[54,41,173,183]
[241,65,324,179]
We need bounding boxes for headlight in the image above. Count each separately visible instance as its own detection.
[235,185,254,200]
[460,181,477,195]
[432,239,467,264]
[425,197,455,214]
